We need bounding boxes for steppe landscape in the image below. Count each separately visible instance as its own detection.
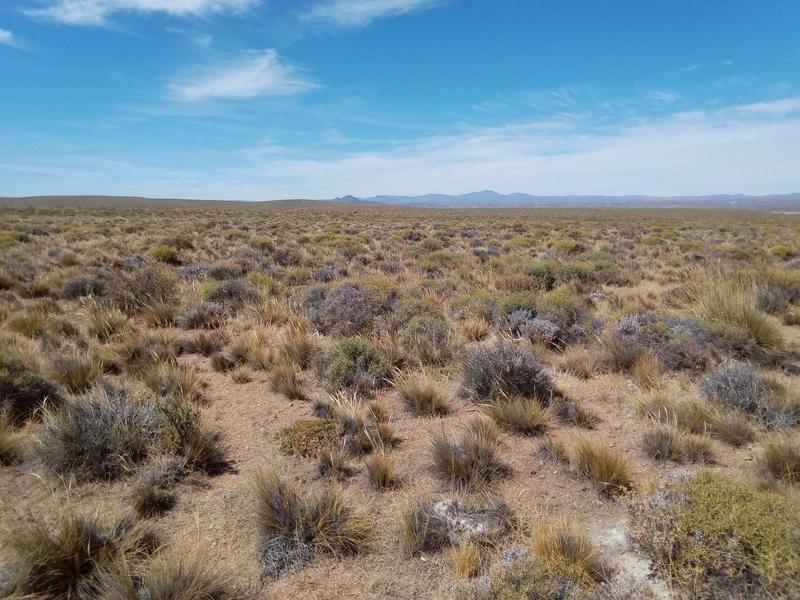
[1,202,799,599]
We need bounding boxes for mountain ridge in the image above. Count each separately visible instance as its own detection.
[1,192,799,210]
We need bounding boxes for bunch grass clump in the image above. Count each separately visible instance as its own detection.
[1,508,160,598]
[756,434,800,486]
[542,433,633,496]
[253,469,370,578]
[270,361,307,400]
[142,362,206,404]
[394,367,451,416]
[532,517,609,583]
[45,351,100,393]
[430,417,509,489]
[641,424,715,464]
[483,394,549,435]
[684,266,784,351]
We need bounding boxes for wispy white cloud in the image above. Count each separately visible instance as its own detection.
[669,60,735,75]
[27,0,258,26]
[227,96,800,198]
[303,0,442,29]
[646,90,679,105]
[171,49,320,102]
[0,28,22,48]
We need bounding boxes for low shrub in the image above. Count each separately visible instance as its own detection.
[312,284,379,336]
[462,343,557,403]
[322,336,391,395]
[700,361,796,428]
[37,384,160,482]
[630,471,800,598]
[108,265,178,315]
[400,496,512,556]
[277,419,338,457]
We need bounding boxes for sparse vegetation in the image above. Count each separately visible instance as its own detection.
[2,204,800,596]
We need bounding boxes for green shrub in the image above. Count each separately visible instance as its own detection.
[199,279,222,301]
[630,471,800,598]
[324,337,391,394]
[150,245,179,264]
[498,291,538,317]
[278,419,338,457]
[552,239,581,254]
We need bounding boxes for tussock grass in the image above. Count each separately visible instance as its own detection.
[450,540,485,579]
[756,435,800,486]
[328,391,396,454]
[142,362,205,404]
[0,412,24,465]
[87,305,128,341]
[569,435,633,495]
[683,266,784,351]
[394,368,451,416]
[430,417,509,489]
[547,433,633,496]
[483,394,549,435]
[318,445,353,480]
[641,424,714,464]
[532,517,609,583]
[158,398,231,476]
[1,508,160,598]
[634,387,756,446]
[253,469,369,577]
[132,480,177,517]
[229,364,253,383]
[270,362,307,400]
[45,351,100,393]
[365,449,399,489]
[461,317,491,342]
[1,351,63,425]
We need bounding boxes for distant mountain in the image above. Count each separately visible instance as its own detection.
[339,191,800,210]
[2,192,799,211]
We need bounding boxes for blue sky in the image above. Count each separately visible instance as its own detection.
[1,0,799,199]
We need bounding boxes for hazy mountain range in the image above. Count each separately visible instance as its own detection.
[1,192,799,210]
[336,190,800,210]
